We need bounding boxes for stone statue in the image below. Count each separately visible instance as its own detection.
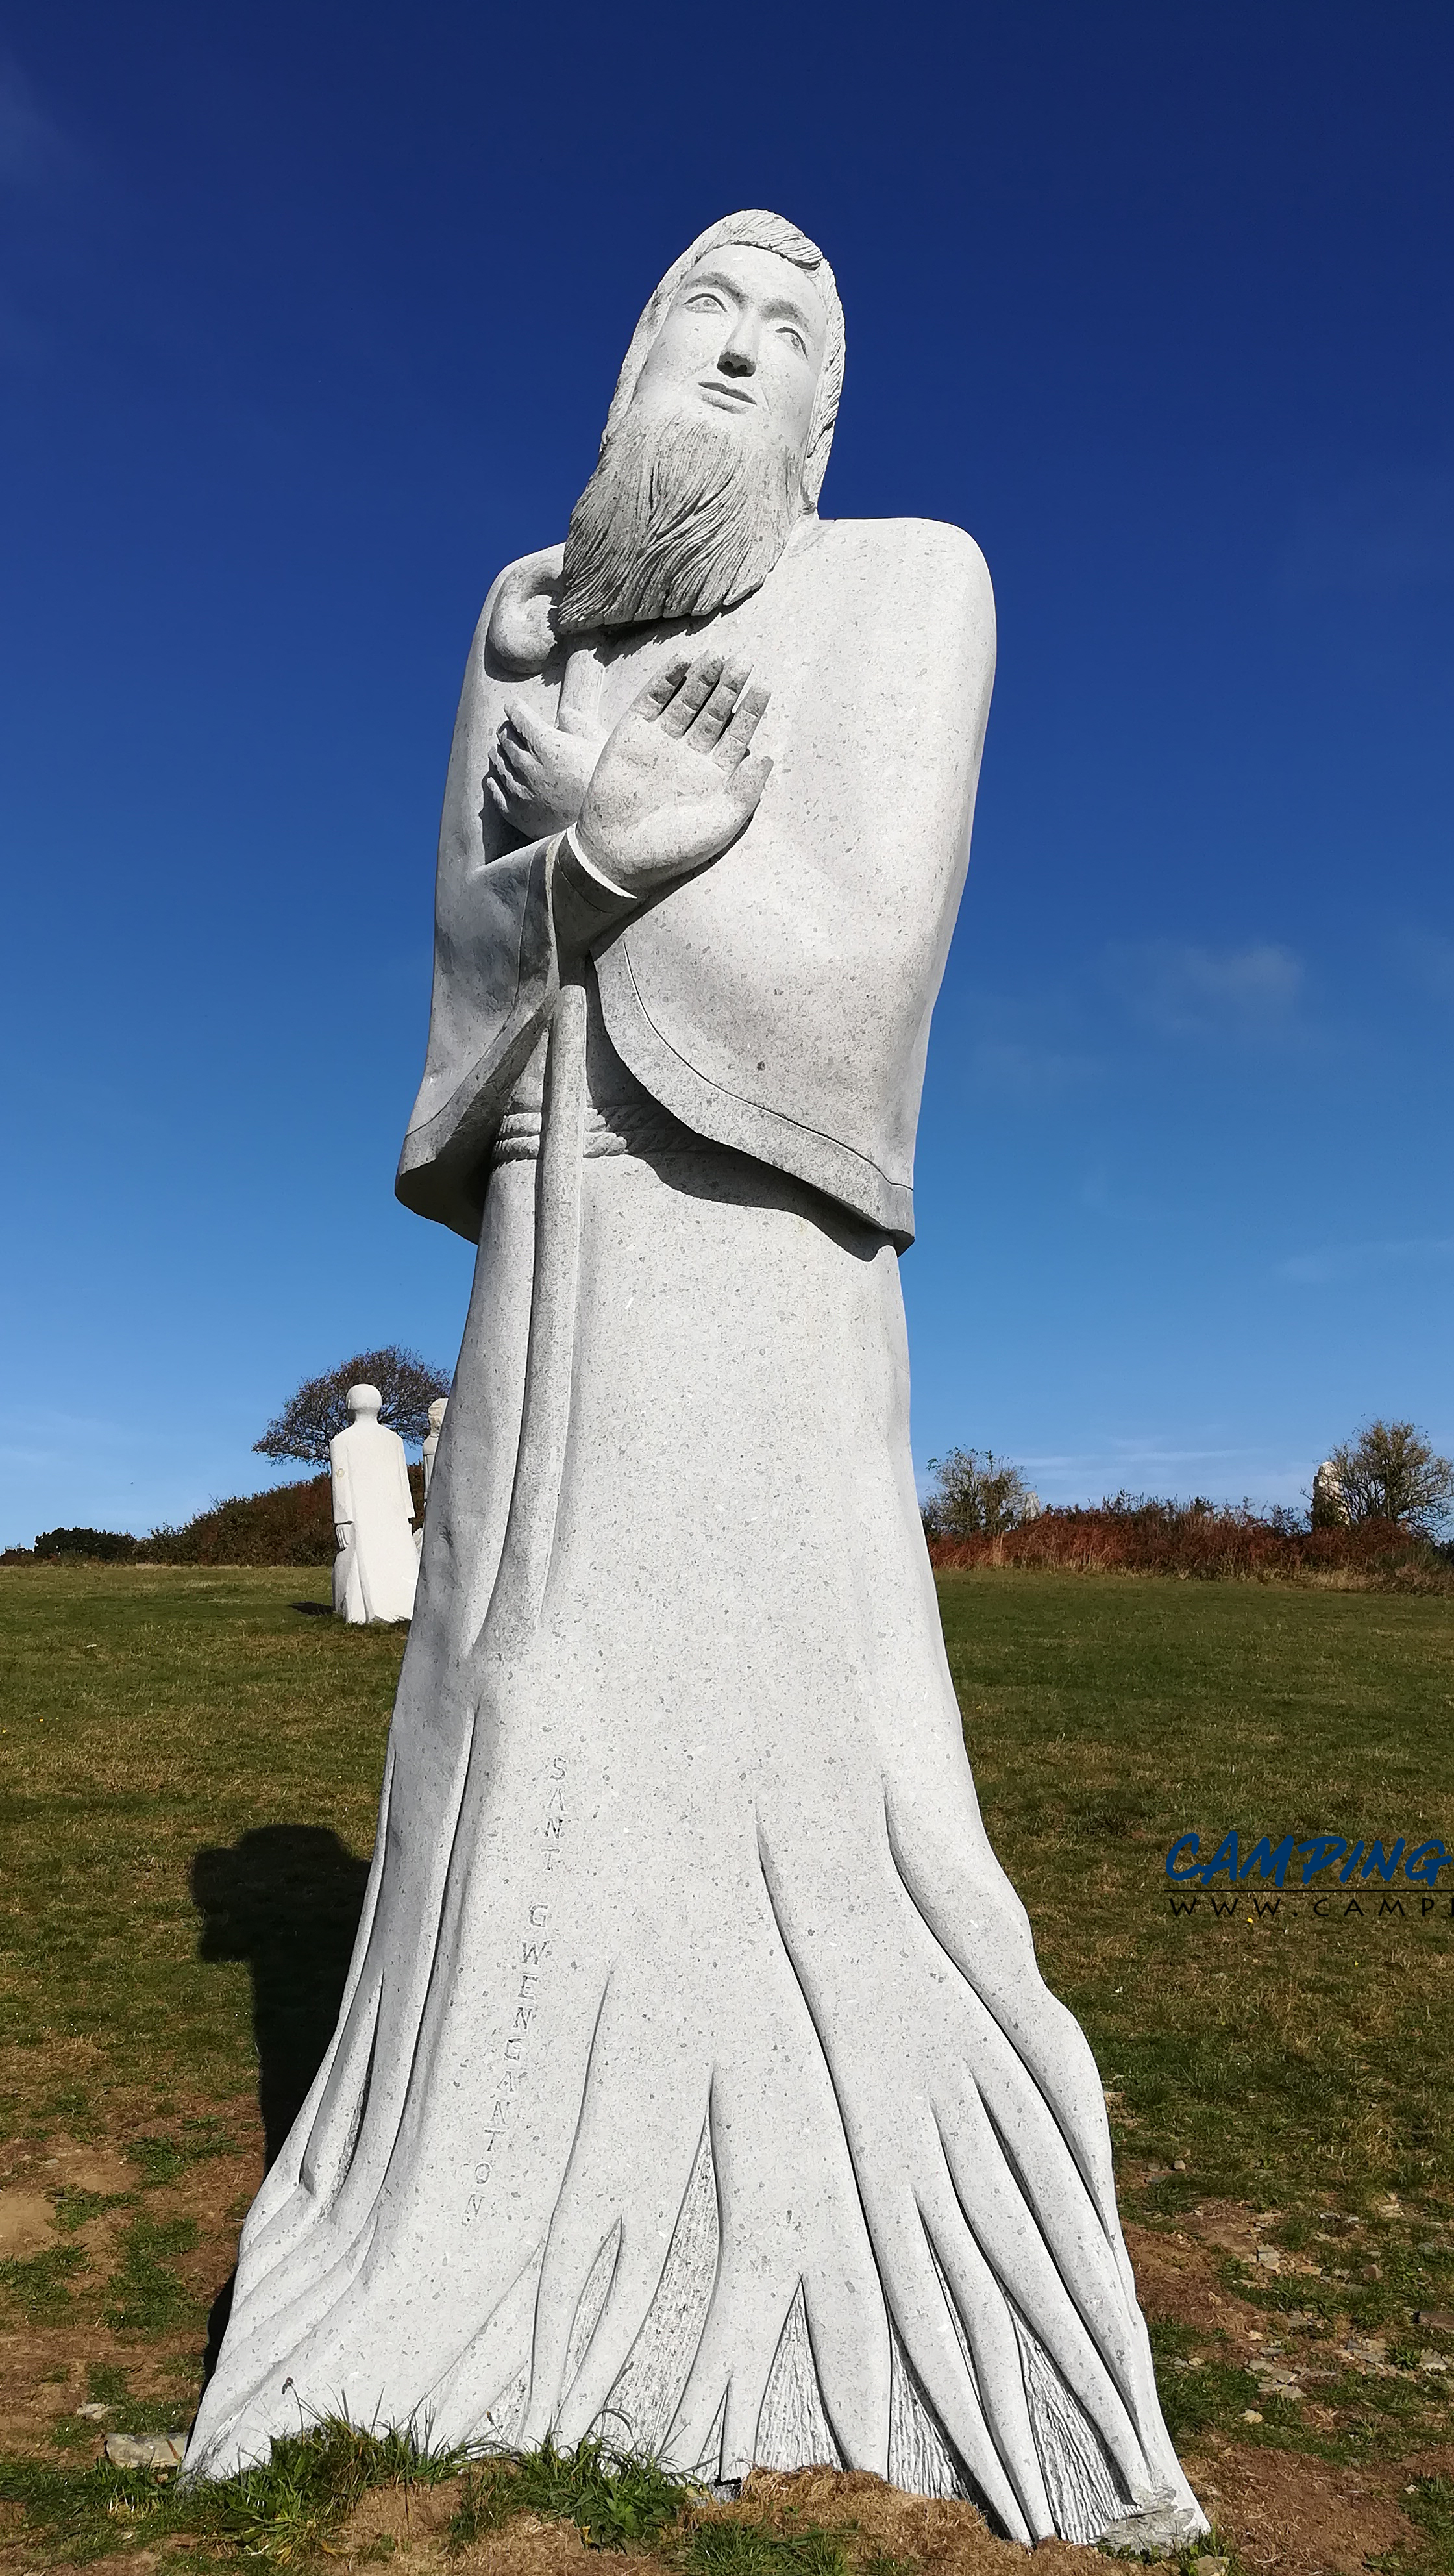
[1312,1459,1350,1529]
[329,1385,418,1625]
[187,211,1203,2553]
[416,1398,450,1558]
[421,1397,449,1499]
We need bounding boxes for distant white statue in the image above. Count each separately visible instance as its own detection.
[329,1385,418,1624]
[416,1397,449,1557]
[1312,1459,1350,1528]
[421,1396,449,1498]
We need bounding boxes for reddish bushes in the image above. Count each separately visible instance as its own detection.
[142,1468,426,1567]
[140,1475,339,1566]
[4,1470,426,1570]
[926,1499,1452,1587]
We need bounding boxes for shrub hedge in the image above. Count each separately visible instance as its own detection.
[4,1471,425,1570]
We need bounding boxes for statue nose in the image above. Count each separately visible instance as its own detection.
[719,338,757,377]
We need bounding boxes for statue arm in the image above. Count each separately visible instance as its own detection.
[329,1438,354,1546]
[394,569,611,1240]
[395,823,641,1239]
[595,521,996,1242]
[397,601,763,1240]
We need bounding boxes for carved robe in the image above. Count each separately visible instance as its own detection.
[186,515,1202,2553]
[329,1417,419,1626]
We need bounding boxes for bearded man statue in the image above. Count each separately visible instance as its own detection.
[185,213,1205,2555]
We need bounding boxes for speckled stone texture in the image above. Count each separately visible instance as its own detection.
[187,210,1203,2555]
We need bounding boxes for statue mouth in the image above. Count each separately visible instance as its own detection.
[696,377,757,411]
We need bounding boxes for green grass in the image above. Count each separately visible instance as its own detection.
[681,2521,852,2576]
[0,2418,474,2567]
[104,2211,203,2334]
[449,2436,691,2551]
[3,1564,1453,2570]
[0,2426,864,2573]
[0,2243,88,2322]
[938,1571,1454,2212]
[0,1566,397,2135]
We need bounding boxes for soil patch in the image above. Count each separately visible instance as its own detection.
[1180,2439,1427,2574]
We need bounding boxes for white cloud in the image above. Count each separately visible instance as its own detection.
[1108,939,1305,1042]
[1275,1237,1454,1287]
[970,1037,1100,1099]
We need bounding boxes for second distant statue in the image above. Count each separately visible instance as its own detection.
[329,1384,418,1624]
[421,1396,449,1500]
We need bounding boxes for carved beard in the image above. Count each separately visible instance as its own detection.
[555,404,801,638]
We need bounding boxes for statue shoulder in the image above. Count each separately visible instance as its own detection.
[482,543,567,677]
[807,514,992,616]
[781,516,994,689]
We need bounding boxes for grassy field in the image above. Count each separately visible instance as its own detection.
[2,1565,1453,2576]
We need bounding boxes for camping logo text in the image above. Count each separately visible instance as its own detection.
[1164,1831,1452,1921]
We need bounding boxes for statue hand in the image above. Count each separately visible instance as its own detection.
[575,652,772,895]
[486,699,604,839]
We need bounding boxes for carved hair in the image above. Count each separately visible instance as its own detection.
[601,210,845,510]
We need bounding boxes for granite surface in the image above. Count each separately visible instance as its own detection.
[187,211,1204,2554]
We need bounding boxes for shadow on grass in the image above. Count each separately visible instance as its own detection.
[191,1824,371,2167]
[190,1824,371,2384]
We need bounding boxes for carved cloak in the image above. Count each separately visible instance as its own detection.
[396,515,996,1249]
[187,514,1204,2557]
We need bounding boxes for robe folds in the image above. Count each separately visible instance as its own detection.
[186,515,1204,2554]
[328,1418,419,1626]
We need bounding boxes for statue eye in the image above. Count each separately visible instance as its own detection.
[778,324,807,358]
[685,290,726,314]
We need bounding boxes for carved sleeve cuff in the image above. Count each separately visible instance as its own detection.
[551,826,637,958]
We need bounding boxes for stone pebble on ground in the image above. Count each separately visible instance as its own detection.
[104,2432,188,2468]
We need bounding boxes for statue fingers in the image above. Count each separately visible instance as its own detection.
[685,658,753,751]
[655,650,726,738]
[484,769,526,828]
[712,682,770,769]
[493,730,539,791]
[724,752,773,823]
[630,654,694,726]
[501,697,550,754]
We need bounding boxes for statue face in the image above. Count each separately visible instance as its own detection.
[629,244,828,473]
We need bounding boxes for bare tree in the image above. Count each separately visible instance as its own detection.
[254,1348,452,1467]
[1325,1418,1454,1535]
[923,1446,1041,1539]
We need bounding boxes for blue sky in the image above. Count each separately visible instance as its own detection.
[1,1,1451,1545]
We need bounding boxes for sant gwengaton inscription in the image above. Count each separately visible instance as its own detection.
[186,212,1205,2553]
